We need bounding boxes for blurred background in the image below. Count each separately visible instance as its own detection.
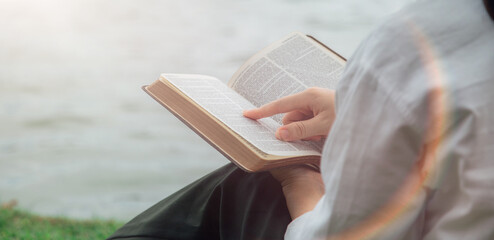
[0,0,410,221]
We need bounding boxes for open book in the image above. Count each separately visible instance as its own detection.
[144,32,346,172]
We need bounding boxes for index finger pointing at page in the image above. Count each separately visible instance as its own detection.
[243,91,311,120]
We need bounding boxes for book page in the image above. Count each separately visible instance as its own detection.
[163,74,321,156]
[228,32,345,122]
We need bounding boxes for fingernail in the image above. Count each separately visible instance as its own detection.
[280,129,290,141]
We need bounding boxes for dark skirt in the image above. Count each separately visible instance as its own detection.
[107,163,291,240]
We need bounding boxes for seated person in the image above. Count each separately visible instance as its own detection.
[109,0,494,239]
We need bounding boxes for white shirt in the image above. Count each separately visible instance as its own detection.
[285,0,494,239]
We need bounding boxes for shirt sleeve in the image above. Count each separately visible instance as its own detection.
[285,65,429,239]
[283,9,441,235]
[286,0,494,238]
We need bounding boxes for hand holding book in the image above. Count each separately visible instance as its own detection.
[243,87,336,142]
[270,164,324,220]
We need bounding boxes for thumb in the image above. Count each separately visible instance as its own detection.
[276,116,327,141]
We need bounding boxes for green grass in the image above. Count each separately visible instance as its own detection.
[0,207,124,240]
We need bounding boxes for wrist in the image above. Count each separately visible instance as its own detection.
[279,169,324,219]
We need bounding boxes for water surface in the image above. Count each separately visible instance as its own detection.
[0,0,409,220]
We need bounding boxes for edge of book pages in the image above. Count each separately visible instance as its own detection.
[306,35,346,61]
[143,80,321,172]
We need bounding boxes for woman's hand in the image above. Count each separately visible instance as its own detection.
[243,87,336,142]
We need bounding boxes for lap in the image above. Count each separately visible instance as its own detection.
[107,163,291,240]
